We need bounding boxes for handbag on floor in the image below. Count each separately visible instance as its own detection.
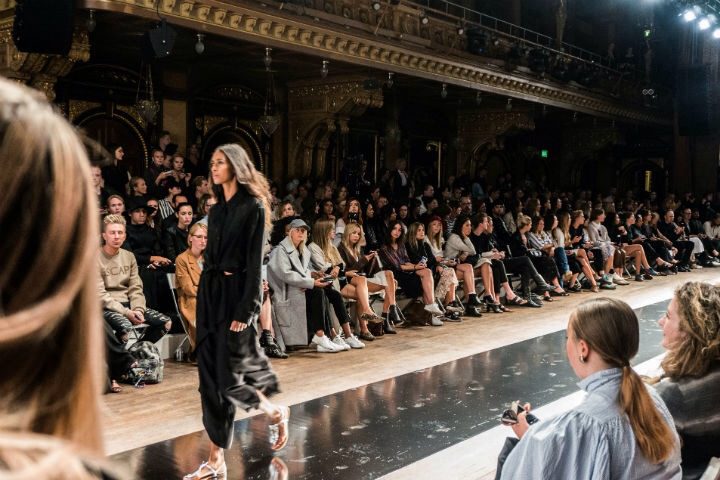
[120,341,164,385]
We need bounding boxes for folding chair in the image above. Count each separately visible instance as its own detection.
[166,273,190,360]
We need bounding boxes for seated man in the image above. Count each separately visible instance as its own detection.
[99,214,171,345]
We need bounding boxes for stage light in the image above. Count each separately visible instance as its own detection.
[683,9,697,22]
[505,98,512,111]
[457,24,465,36]
[386,72,394,88]
[714,28,720,38]
[195,33,205,54]
[321,60,329,78]
[440,83,447,99]
[420,14,429,25]
[372,1,381,11]
[699,17,711,30]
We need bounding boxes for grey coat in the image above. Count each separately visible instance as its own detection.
[267,237,314,346]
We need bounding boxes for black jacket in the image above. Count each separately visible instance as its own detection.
[491,214,512,249]
[162,224,190,262]
[124,223,163,267]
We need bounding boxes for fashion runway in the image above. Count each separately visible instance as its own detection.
[111,300,669,479]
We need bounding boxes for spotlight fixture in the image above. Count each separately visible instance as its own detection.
[505,98,512,111]
[420,13,429,25]
[475,91,482,105]
[440,83,447,99]
[682,9,697,22]
[195,33,205,55]
[87,9,96,33]
[699,17,711,30]
[386,72,394,88]
[457,24,465,36]
[264,47,272,71]
[372,1,381,11]
[714,28,720,38]
[321,59,329,78]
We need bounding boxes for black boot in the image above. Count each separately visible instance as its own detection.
[383,312,397,334]
[389,304,405,326]
[260,330,288,359]
[466,293,482,307]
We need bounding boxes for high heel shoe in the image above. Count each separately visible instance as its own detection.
[389,304,405,326]
[483,296,502,313]
[184,461,227,480]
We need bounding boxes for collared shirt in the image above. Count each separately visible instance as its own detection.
[501,368,682,480]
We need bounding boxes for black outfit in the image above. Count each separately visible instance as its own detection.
[104,321,135,385]
[144,164,165,198]
[161,223,190,262]
[629,224,662,265]
[645,224,675,263]
[196,187,279,449]
[509,231,560,284]
[406,240,440,282]
[477,232,545,295]
[379,243,422,297]
[569,224,604,273]
[338,244,382,277]
[124,222,172,311]
[658,220,693,265]
[391,170,411,200]
[469,233,507,291]
[363,218,384,252]
[102,163,130,196]
[491,214,512,250]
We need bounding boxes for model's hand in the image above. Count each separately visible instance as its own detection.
[229,320,247,332]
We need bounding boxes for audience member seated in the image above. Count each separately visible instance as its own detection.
[158,180,184,221]
[445,214,501,311]
[702,213,720,254]
[616,212,659,281]
[406,222,463,321]
[145,147,171,197]
[196,193,217,225]
[106,194,125,216]
[162,202,194,262]
[379,220,445,325]
[658,209,694,270]
[102,143,130,196]
[499,298,681,479]
[308,220,375,346]
[91,164,111,213]
[269,200,299,246]
[129,176,149,201]
[267,219,345,353]
[556,211,599,292]
[568,211,613,290]
[175,222,208,360]
[652,282,720,479]
[334,198,362,246]
[339,222,405,332]
[470,214,529,308]
[362,202,383,252]
[528,214,574,289]
[169,153,193,192]
[587,208,629,286]
[630,211,676,274]
[99,215,172,345]
[678,207,718,267]
[510,214,565,303]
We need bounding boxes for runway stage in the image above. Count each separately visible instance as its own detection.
[104,269,720,479]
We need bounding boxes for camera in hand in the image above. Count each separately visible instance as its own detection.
[322,276,334,283]
[348,212,360,222]
[500,400,540,426]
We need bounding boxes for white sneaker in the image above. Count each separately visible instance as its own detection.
[344,335,366,349]
[312,334,341,353]
[424,303,444,315]
[612,274,629,285]
[332,336,351,351]
[431,315,444,326]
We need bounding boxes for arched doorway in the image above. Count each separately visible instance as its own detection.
[201,123,264,177]
[75,108,148,176]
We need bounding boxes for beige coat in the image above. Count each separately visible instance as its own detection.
[175,249,202,348]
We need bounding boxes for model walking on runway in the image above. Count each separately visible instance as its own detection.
[185,144,289,480]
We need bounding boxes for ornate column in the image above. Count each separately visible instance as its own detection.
[287,75,383,178]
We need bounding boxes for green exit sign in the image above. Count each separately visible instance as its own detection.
[541,149,549,158]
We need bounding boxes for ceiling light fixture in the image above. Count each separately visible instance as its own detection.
[321,59,329,78]
[264,47,272,70]
[194,33,205,55]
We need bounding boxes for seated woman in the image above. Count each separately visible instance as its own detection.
[500,298,681,479]
[568,210,615,290]
[629,212,674,275]
[129,176,149,200]
[379,220,445,326]
[334,198,363,247]
[308,219,379,345]
[406,222,463,321]
[556,211,599,292]
[649,212,683,271]
[616,211,658,281]
[427,215,482,315]
[528,214,574,291]
[269,200,299,247]
[653,282,720,478]
[162,202,194,262]
[510,214,565,302]
[339,222,404,333]
[587,208,629,286]
[470,214,529,309]
[175,222,207,360]
[267,219,345,353]
[444,214,500,312]
[362,202,383,252]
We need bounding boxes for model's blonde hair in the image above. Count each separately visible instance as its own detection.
[341,222,364,259]
[662,282,720,379]
[213,144,272,231]
[0,79,104,475]
[312,219,342,265]
[558,211,572,248]
[570,298,675,464]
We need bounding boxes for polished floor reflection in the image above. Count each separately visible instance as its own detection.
[111,300,669,479]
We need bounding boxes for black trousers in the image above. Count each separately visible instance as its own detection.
[529,255,560,284]
[490,259,509,292]
[673,240,694,265]
[305,288,333,337]
[323,286,351,325]
[104,321,135,387]
[503,256,548,293]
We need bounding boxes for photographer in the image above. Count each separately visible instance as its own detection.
[499,298,681,479]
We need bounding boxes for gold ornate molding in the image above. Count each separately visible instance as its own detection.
[78,0,669,125]
[458,109,536,153]
[0,18,90,101]
[287,75,383,177]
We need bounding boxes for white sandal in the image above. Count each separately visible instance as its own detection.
[268,405,290,451]
[183,461,227,480]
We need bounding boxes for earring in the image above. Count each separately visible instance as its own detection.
[579,355,586,364]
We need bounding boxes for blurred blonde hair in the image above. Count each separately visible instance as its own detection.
[0,79,104,476]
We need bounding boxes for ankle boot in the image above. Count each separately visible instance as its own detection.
[466,293,482,307]
[389,304,405,326]
[383,312,397,334]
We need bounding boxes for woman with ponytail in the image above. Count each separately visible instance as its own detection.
[0,80,117,477]
[653,281,720,478]
[501,298,681,479]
